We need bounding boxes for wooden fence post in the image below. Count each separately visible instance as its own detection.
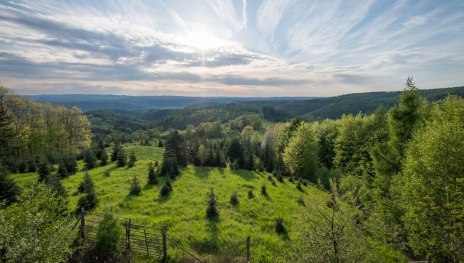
[143,226,149,256]
[126,219,131,250]
[162,225,167,262]
[246,236,250,263]
[80,208,85,238]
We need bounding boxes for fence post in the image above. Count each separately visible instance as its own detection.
[80,208,85,238]
[246,236,251,263]
[126,219,131,250]
[162,225,167,262]
[143,226,149,256]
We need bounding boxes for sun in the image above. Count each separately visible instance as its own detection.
[183,30,227,51]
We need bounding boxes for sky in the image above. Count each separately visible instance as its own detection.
[0,0,463,97]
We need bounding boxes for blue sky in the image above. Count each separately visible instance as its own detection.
[0,0,463,96]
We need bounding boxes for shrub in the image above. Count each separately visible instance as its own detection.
[129,176,141,196]
[297,197,305,206]
[230,191,239,206]
[297,181,303,191]
[275,217,286,234]
[57,161,68,178]
[128,151,137,168]
[277,174,283,183]
[38,160,50,182]
[160,180,172,197]
[261,184,268,196]
[96,213,122,260]
[65,156,78,175]
[248,189,254,199]
[78,172,94,193]
[84,150,98,170]
[0,169,21,205]
[104,170,111,177]
[148,162,158,185]
[77,190,98,211]
[206,189,218,220]
[116,148,127,167]
[100,150,108,166]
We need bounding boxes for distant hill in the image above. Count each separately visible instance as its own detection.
[27,94,311,112]
[236,86,464,120]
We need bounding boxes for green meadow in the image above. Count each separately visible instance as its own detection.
[11,146,404,262]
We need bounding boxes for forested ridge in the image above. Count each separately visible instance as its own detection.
[1,80,463,262]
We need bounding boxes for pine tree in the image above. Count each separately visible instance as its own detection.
[206,189,218,219]
[65,156,78,175]
[148,162,158,184]
[57,161,68,178]
[0,168,21,205]
[100,149,108,166]
[48,174,68,198]
[116,148,127,167]
[128,151,137,167]
[111,141,121,162]
[129,175,141,196]
[77,172,98,210]
[197,144,208,167]
[38,159,51,182]
[84,150,97,170]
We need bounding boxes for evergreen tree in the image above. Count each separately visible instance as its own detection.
[38,160,50,182]
[116,148,127,167]
[148,162,158,185]
[47,174,68,199]
[0,168,21,205]
[206,189,218,219]
[164,131,187,166]
[77,173,98,210]
[227,138,243,169]
[83,150,97,170]
[111,141,122,162]
[127,151,137,167]
[64,156,78,175]
[100,149,108,166]
[129,175,141,196]
[57,160,68,178]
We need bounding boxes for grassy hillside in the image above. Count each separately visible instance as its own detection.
[11,146,406,262]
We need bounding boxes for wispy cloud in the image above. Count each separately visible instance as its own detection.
[0,0,463,96]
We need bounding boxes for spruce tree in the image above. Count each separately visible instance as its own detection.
[84,150,97,170]
[38,160,51,182]
[128,151,137,167]
[206,189,218,220]
[129,175,141,196]
[116,148,127,167]
[57,160,68,178]
[100,149,108,166]
[148,162,158,184]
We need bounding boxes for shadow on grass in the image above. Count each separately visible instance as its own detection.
[231,169,260,182]
[143,183,156,191]
[193,166,212,179]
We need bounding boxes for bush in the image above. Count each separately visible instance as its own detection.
[84,150,97,170]
[38,160,50,182]
[248,189,254,199]
[116,148,127,167]
[0,169,21,205]
[57,161,68,178]
[160,180,172,197]
[206,189,218,220]
[104,170,111,177]
[100,150,108,166]
[128,151,137,168]
[275,217,286,234]
[96,213,122,260]
[78,173,95,193]
[148,162,158,185]
[129,176,141,196]
[297,197,305,206]
[65,156,78,175]
[230,191,239,206]
[261,184,268,196]
[77,191,98,211]
[297,181,303,191]
[277,174,283,183]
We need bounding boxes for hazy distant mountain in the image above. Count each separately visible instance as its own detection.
[26,94,312,112]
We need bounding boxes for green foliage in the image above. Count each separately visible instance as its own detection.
[230,191,239,206]
[0,168,21,205]
[47,174,68,199]
[197,144,208,167]
[116,147,127,167]
[38,159,51,182]
[77,172,98,210]
[95,213,122,259]
[247,189,254,199]
[274,217,286,234]
[283,123,319,183]
[57,160,68,178]
[164,130,188,166]
[148,162,158,184]
[84,149,98,170]
[402,96,464,261]
[127,151,137,167]
[99,149,108,166]
[0,183,73,262]
[261,184,268,196]
[129,175,141,196]
[206,189,218,220]
[160,179,172,197]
